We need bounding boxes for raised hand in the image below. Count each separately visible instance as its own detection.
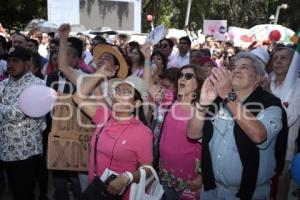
[140,41,153,60]
[58,23,70,39]
[209,67,232,99]
[96,63,116,78]
[200,77,217,106]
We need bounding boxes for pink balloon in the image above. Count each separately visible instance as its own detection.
[19,85,57,118]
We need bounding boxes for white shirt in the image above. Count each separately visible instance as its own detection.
[131,67,144,78]
[168,51,190,68]
[270,72,300,160]
[39,43,48,58]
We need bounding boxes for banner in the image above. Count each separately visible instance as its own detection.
[248,24,294,44]
[227,26,250,48]
[145,24,165,45]
[203,20,227,41]
[47,96,95,171]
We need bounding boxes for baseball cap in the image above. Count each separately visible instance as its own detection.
[7,46,31,61]
[109,76,148,113]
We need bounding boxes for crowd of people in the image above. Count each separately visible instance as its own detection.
[0,22,299,200]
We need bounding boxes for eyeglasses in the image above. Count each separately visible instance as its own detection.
[178,72,195,80]
[113,86,133,96]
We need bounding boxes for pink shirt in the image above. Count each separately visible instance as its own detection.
[88,106,153,182]
[159,103,202,181]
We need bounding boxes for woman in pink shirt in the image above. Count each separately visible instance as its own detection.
[158,65,204,200]
[73,66,153,200]
[141,42,203,199]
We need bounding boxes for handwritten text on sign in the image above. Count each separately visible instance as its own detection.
[145,24,165,45]
[47,96,95,171]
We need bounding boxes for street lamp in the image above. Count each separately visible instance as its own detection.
[274,3,288,24]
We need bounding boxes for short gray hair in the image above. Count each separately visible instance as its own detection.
[233,51,266,76]
[272,47,295,60]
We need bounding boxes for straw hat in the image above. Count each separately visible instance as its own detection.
[93,44,128,79]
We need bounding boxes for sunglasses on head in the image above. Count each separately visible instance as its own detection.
[178,72,195,80]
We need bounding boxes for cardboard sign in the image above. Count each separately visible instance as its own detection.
[145,24,165,45]
[203,20,227,41]
[47,95,95,171]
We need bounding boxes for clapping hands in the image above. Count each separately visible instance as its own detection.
[200,67,233,105]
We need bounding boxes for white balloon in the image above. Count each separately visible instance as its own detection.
[19,85,57,118]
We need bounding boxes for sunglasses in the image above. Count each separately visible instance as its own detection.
[178,72,195,80]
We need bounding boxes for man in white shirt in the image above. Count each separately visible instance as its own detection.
[170,36,191,68]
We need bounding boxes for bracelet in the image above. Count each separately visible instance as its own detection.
[123,171,134,186]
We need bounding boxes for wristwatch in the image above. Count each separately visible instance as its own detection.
[195,103,209,113]
[223,89,237,104]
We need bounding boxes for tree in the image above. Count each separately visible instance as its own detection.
[142,0,299,32]
[0,0,47,31]
[0,0,298,32]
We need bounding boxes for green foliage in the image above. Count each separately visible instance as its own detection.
[142,0,299,32]
[0,0,298,32]
[0,0,47,31]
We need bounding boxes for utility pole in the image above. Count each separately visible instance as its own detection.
[184,0,192,26]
